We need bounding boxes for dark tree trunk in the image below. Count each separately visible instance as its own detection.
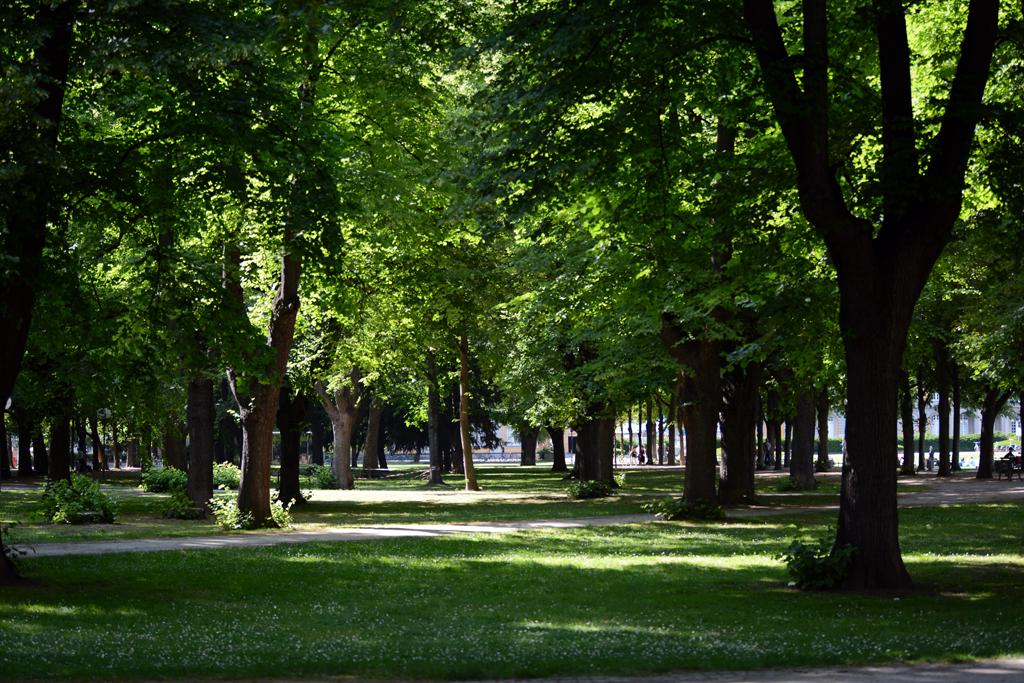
[935,341,951,476]
[659,327,722,508]
[32,431,48,477]
[790,390,817,490]
[315,366,361,489]
[951,365,962,470]
[307,403,325,466]
[15,409,33,477]
[47,401,72,483]
[519,425,540,466]
[547,425,567,473]
[756,393,765,471]
[277,387,310,504]
[127,436,139,468]
[719,361,761,503]
[187,376,215,514]
[645,399,654,466]
[899,368,916,475]
[425,354,445,485]
[783,420,793,468]
[456,334,480,490]
[657,399,665,465]
[0,416,10,480]
[745,0,997,589]
[976,385,1010,479]
[817,387,830,471]
[916,371,928,471]
[362,395,383,473]
[162,422,187,472]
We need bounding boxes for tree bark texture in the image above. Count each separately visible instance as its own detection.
[425,354,445,485]
[315,367,361,489]
[719,361,761,503]
[935,341,951,476]
[519,425,540,466]
[187,376,215,514]
[457,334,480,491]
[790,390,817,491]
[47,401,72,483]
[276,387,310,503]
[362,395,384,473]
[817,388,830,471]
[900,368,916,475]
[659,324,722,508]
[162,422,187,472]
[975,385,1010,479]
[744,0,996,588]
[917,373,928,471]
[32,432,48,477]
[547,425,567,473]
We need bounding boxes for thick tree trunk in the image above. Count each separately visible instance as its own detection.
[425,354,445,485]
[308,404,325,466]
[519,425,540,466]
[315,367,361,490]
[277,387,310,503]
[32,431,48,477]
[362,395,384,473]
[657,400,665,465]
[0,416,10,480]
[47,403,72,483]
[187,376,215,514]
[899,368,916,475]
[951,366,962,470]
[976,386,1010,479]
[916,372,928,471]
[659,326,722,508]
[645,399,654,466]
[162,422,187,472]
[756,394,765,470]
[816,387,830,471]
[935,341,951,476]
[790,390,817,491]
[15,410,33,477]
[719,361,761,503]
[457,334,480,491]
[547,425,567,473]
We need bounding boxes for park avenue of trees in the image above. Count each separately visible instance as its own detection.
[2,0,1023,589]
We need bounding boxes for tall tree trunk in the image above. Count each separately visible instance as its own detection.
[756,393,765,471]
[916,371,928,471]
[900,368,917,475]
[315,366,361,490]
[519,425,540,466]
[32,431,48,477]
[935,341,951,476]
[457,334,480,491]
[719,361,761,503]
[187,376,215,514]
[951,365,962,470]
[816,387,830,471]
[425,353,445,485]
[277,387,310,503]
[308,404,325,466]
[644,399,654,465]
[162,422,187,472]
[790,390,817,491]
[976,385,1011,479]
[745,0,998,589]
[362,395,384,474]
[667,389,678,466]
[659,325,722,509]
[15,409,33,477]
[657,400,665,465]
[765,388,783,471]
[547,425,567,473]
[47,397,72,483]
[0,416,9,480]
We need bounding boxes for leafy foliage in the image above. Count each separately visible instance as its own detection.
[643,497,725,521]
[209,494,294,530]
[140,467,187,493]
[779,533,857,590]
[566,479,614,499]
[213,462,241,490]
[40,474,120,524]
[163,489,204,520]
[308,464,338,490]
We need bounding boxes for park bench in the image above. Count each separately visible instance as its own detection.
[995,456,1022,481]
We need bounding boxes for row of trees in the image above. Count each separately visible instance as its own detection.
[3,0,1022,590]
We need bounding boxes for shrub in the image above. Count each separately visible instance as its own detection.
[163,489,205,520]
[213,462,241,490]
[642,496,725,520]
[778,532,856,590]
[40,473,120,524]
[776,476,808,492]
[141,467,187,493]
[208,494,295,530]
[567,479,614,499]
[308,464,338,490]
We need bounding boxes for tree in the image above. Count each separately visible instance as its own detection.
[743,0,999,588]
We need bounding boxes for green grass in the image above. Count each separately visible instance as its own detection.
[1,502,1021,681]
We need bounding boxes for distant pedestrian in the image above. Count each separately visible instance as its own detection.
[638,444,647,465]
[927,446,934,471]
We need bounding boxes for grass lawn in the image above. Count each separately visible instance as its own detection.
[0,501,1022,681]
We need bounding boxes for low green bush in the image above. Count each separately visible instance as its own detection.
[213,462,241,490]
[163,489,204,520]
[141,467,187,493]
[566,479,614,499]
[208,494,294,530]
[778,531,856,590]
[642,496,725,520]
[40,473,120,524]
[308,464,338,489]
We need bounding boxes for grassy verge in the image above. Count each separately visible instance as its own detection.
[1,502,1021,681]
